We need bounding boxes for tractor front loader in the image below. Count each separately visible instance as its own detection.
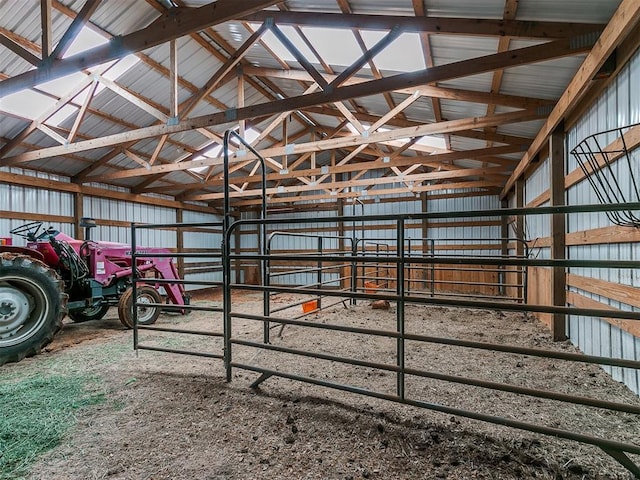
[0,220,188,366]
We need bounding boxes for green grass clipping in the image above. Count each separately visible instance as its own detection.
[0,375,105,479]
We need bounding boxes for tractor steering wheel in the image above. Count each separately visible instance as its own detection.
[10,221,45,241]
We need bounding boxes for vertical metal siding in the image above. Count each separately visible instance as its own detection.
[563,47,640,396]
[0,168,74,245]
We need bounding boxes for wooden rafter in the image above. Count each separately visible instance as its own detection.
[231,180,500,207]
[242,66,555,110]
[3,37,584,168]
[0,0,281,97]
[483,0,519,156]
[68,80,98,143]
[180,22,269,119]
[0,32,41,66]
[243,10,604,39]
[501,0,640,197]
[412,0,450,150]
[186,165,508,201]
[335,0,402,123]
[50,0,101,60]
[40,0,52,59]
[88,113,535,181]
[187,144,522,190]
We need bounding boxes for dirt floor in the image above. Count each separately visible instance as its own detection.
[8,290,640,479]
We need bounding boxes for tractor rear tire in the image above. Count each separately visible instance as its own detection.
[68,304,110,323]
[0,254,67,366]
[118,286,162,329]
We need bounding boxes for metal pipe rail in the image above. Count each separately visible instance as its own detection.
[130,220,225,359]
[222,203,640,476]
[265,230,356,321]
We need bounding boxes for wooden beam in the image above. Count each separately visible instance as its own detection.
[169,39,178,118]
[37,124,68,145]
[0,32,41,66]
[229,180,499,206]
[90,111,538,181]
[0,170,213,213]
[68,79,98,143]
[51,0,101,59]
[413,0,449,149]
[330,26,401,88]
[483,0,518,154]
[501,0,640,197]
[566,224,640,246]
[4,37,580,166]
[0,0,281,97]
[41,0,52,59]
[0,74,95,158]
[244,11,603,39]
[567,290,640,338]
[73,192,83,240]
[187,165,508,201]
[243,65,555,110]
[96,74,169,121]
[237,69,245,138]
[567,273,640,311]
[550,127,567,341]
[180,22,268,118]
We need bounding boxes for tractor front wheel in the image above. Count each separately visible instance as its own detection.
[0,254,67,365]
[118,286,162,328]
[68,304,110,323]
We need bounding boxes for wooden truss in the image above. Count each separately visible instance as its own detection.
[0,0,638,208]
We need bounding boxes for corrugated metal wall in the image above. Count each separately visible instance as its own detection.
[238,193,503,288]
[566,49,640,395]
[181,210,224,289]
[524,48,640,394]
[0,167,74,237]
[428,192,502,257]
[1,169,221,291]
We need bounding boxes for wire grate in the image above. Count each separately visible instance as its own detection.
[569,123,640,227]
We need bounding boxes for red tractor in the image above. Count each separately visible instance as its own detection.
[0,220,188,365]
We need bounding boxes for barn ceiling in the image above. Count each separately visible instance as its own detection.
[0,0,638,211]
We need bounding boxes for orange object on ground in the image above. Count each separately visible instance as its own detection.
[364,281,379,294]
[302,299,318,313]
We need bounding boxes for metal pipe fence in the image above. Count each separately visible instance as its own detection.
[125,130,640,476]
[129,204,640,476]
[130,221,226,359]
[221,204,640,477]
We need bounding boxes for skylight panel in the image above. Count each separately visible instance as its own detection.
[0,25,143,127]
[300,27,362,68]
[0,90,56,120]
[360,31,426,73]
[254,24,315,64]
[62,27,108,58]
[37,72,88,98]
[416,135,447,150]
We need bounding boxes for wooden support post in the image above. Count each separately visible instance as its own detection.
[237,68,245,138]
[169,39,178,118]
[176,208,185,280]
[282,115,288,170]
[73,192,84,240]
[500,198,509,297]
[41,0,52,59]
[550,127,567,341]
